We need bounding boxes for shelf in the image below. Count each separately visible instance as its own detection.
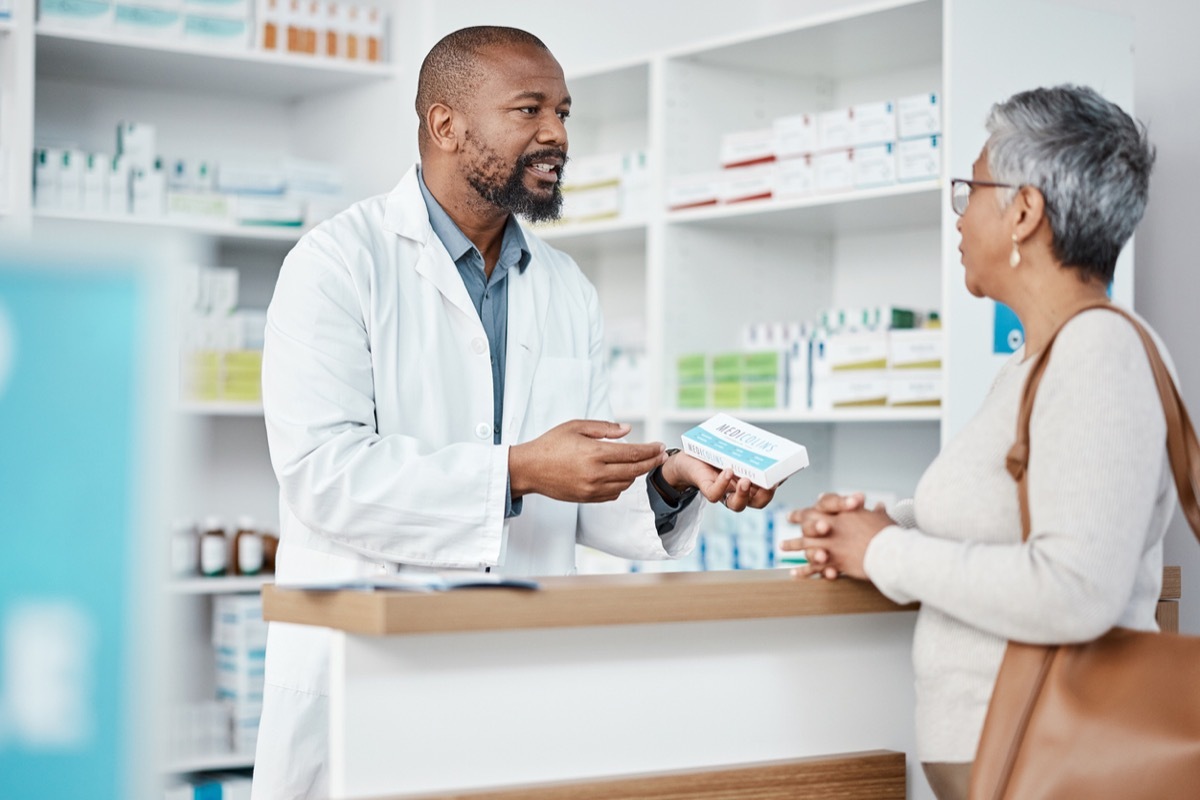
[170,575,273,594]
[180,401,264,417]
[34,209,306,242]
[35,26,395,100]
[164,752,255,773]
[666,180,942,235]
[662,407,942,424]
[531,217,647,249]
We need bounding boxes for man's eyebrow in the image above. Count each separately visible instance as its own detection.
[509,90,572,106]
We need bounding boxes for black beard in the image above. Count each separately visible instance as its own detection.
[465,137,567,223]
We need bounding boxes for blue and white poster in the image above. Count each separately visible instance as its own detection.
[993,301,1025,354]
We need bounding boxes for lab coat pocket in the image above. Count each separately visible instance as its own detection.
[529,356,591,430]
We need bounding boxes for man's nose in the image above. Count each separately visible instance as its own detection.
[538,113,567,147]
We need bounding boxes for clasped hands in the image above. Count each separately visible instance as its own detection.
[509,419,777,510]
[782,492,894,580]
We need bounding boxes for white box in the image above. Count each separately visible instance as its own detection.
[563,152,623,191]
[719,128,776,169]
[813,149,853,193]
[681,413,809,489]
[39,0,115,29]
[58,149,86,213]
[665,171,721,211]
[898,92,941,139]
[813,331,889,376]
[817,108,853,151]
[897,135,941,181]
[889,328,944,370]
[33,148,62,211]
[852,143,896,188]
[82,153,107,214]
[106,156,131,215]
[811,371,890,411]
[113,4,184,37]
[775,155,814,200]
[888,370,942,407]
[561,184,620,222]
[774,112,817,159]
[850,100,897,147]
[116,121,157,171]
[183,13,251,49]
[717,163,775,204]
[786,337,811,411]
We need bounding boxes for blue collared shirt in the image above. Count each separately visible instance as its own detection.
[416,168,691,532]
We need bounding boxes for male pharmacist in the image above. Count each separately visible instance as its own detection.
[254,26,775,798]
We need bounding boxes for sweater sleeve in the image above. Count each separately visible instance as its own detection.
[864,311,1168,643]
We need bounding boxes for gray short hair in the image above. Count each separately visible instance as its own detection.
[985,85,1155,283]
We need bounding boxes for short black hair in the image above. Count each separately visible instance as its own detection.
[415,26,550,149]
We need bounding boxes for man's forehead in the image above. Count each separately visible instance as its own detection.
[475,44,567,91]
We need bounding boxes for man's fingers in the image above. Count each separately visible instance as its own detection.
[605,454,668,483]
[698,468,735,503]
[572,419,633,441]
[596,440,666,465]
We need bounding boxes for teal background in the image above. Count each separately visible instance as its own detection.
[0,260,144,799]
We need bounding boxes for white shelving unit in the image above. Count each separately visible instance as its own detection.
[179,400,265,417]
[35,209,307,242]
[163,752,256,775]
[170,575,274,594]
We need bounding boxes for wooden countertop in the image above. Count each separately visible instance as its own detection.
[261,569,917,636]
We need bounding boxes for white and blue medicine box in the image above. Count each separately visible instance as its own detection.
[681,413,809,489]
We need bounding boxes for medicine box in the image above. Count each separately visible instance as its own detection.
[889,371,942,407]
[814,149,853,193]
[775,155,814,200]
[682,413,809,489]
[811,371,889,411]
[564,152,624,191]
[813,331,889,376]
[817,108,853,151]
[719,128,776,169]
[774,112,817,159]
[561,184,620,223]
[852,143,896,189]
[889,329,943,370]
[666,172,721,211]
[897,92,941,139]
[897,135,941,182]
[850,101,897,147]
[717,163,775,204]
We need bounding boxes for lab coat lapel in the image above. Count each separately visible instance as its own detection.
[503,239,550,443]
[384,165,480,325]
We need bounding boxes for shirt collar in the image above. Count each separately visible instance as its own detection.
[417,166,531,273]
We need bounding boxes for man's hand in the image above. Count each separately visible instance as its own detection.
[782,492,866,579]
[660,451,777,511]
[509,420,667,503]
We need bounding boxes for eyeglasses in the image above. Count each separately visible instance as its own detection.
[950,178,1020,216]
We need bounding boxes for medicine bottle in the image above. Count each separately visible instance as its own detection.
[233,516,264,577]
[199,516,228,578]
[261,532,279,574]
[170,519,199,577]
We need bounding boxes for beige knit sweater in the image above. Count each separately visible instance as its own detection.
[864,308,1176,763]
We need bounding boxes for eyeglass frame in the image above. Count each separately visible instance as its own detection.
[949,178,1020,216]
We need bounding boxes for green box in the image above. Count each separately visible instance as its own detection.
[712,381,744,409]
[711,353,744,383]
[743,350,782,382]
[744,381,781,409]
[677,353,708,384]
[677,383,708,409]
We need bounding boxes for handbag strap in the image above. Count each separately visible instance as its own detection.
[1006,300,1200,543]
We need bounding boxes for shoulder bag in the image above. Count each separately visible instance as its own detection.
[969,301,1200,800]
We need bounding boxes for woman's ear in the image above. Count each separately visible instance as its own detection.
[1011,185,1046,242]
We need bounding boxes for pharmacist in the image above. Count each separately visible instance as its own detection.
[254,25,776,799]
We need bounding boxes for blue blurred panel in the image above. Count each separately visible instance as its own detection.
[993,301,1024,354]
[0,259,143,799]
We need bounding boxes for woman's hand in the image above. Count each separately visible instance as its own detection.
[783,492,865,579]
[788,504,894,580]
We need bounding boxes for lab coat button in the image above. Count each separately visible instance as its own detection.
[471,337,487,355]
[475,422,491,439]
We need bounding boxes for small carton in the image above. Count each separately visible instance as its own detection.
[682,413,809,489]
[850,100,897,147]
[811,372,890,411]
[775,155,814,200]
[814,149,853,193]
[719,128,777,169]
[888,371,942,407]
[666,171,721,211]
[897,92,941,139]
[852,143,896,189]
[889,328,943,370]
[774,112,817,159]
[817,108,853,151]
[717,163,775,204]
[897,135,941,182]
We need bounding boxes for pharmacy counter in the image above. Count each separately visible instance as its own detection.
[263,571,927,799]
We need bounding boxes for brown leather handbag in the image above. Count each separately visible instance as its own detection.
[969,301,1200,800]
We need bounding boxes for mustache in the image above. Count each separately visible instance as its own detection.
[517,149,569,171]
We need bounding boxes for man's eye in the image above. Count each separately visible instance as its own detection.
[518,107,537,114]
[557,111,570,121]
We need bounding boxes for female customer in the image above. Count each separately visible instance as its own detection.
[784,85,1166,800]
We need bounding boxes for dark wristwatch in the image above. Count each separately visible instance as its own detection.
[651,448,698,507]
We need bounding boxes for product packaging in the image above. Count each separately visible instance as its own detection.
[681,413,809,489]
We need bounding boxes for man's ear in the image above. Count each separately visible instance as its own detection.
[426,103,459,154]
[1012,185,1046,243]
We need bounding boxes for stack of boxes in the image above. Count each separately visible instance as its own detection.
[544,150,649,225]
[811,307,943,411]
[675,308,943,412]
[37,0,388,61]
[180,265,267,405]
[212,594,266,756]
[666,91,942,211]
[32,121,345,227]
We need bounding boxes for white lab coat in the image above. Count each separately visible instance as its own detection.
[252,166,702,799]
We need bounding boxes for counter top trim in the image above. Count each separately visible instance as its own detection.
[262,569,916,636]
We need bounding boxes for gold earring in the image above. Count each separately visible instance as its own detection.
[1009,234,1021,268]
